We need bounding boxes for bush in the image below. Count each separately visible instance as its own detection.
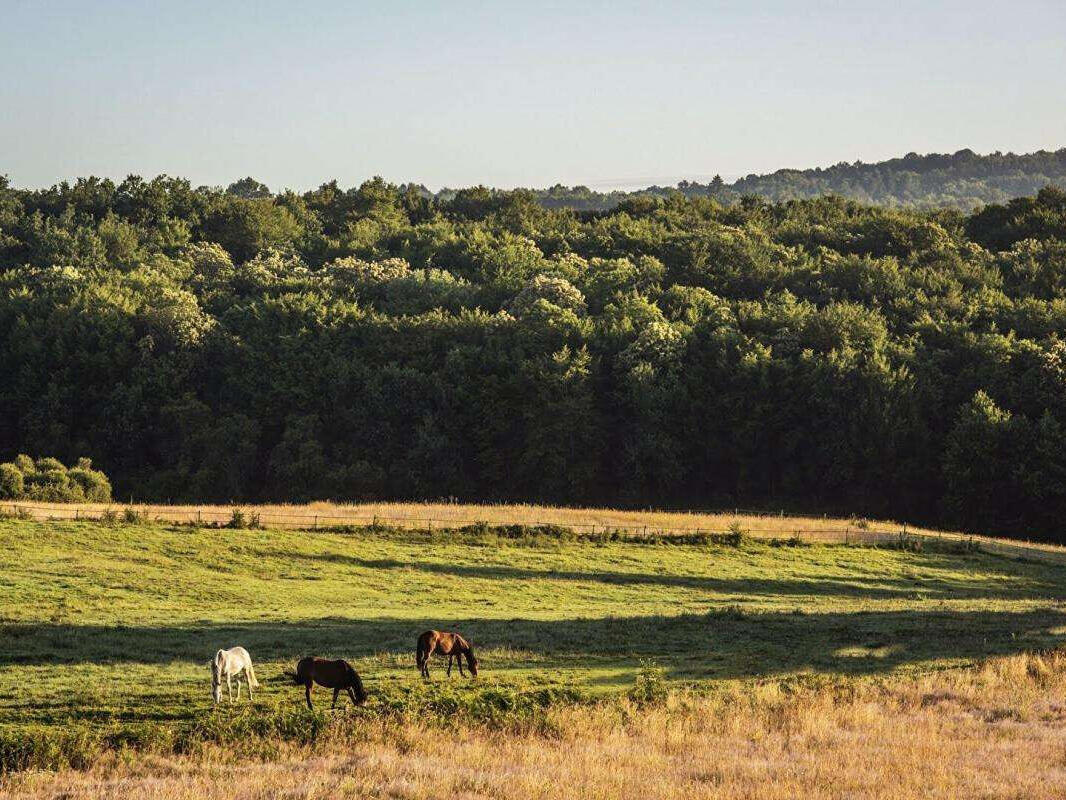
[228,508,246,529]
[69,464,112,502]
[34,457,66,473]
[708,521,747,547]
[24,468,79,502]
[0,464,23,499]
[629,659,669,706]
[0,455,111,504]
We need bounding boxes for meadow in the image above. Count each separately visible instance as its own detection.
[2,515,1066,795]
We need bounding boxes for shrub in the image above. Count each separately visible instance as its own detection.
[34,457,66,473]
[68,464,112,502]
[0,463,24,499]
[709,521,747,547]
[0,455,111,503]
[894,532,924,553]
[25,468,80,502]
[228,508,246,529]
[629,659,669,706]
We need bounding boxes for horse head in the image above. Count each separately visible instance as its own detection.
[210,655,223,704]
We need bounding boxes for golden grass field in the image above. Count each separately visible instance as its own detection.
[6,498,877,532]
[6,650,1066,800]
[8,498,1066,561]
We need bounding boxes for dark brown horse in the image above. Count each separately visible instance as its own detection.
[292,656,368,709]
[416,630,478,678]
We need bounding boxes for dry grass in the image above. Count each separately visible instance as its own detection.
[7,651,1066,800]
[7,498,1066,562]
[0,497,974,535]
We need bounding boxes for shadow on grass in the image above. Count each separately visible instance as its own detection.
[3,607,1064,680]
[253,549,1062,601]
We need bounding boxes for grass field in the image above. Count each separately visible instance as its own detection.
[3,499,946,537]
[2,515,1066,792]
[8,651,1066,798]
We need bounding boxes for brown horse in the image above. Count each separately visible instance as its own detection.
[292,656,368,709]
[416,630,479,678]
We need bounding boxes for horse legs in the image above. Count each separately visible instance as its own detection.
[227,673,233,703]
[447,654,453,676]
[458,656,466,677]
[235,677,242,701]
[422,642,436,678]
[246,670,253,701]
[305,683,314,710]
[346,686,359,705]
[332,688,341,709]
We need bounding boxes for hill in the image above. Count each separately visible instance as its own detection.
[516,148,1066,211]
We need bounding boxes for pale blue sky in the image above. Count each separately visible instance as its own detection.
[3,1,1064,190]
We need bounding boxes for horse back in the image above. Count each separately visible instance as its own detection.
[417,630,439,652]
[429,631,468,655]
[301,657,356,688]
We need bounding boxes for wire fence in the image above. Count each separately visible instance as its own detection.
[4,499,1066,564]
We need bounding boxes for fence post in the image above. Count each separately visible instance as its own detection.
[845,526,849,546]
[314,515,318,530]
[75,508,79,521]
[197,509,201,525]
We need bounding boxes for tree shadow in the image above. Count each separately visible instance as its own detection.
[253,549,1062,601]
[3,607,1064,680]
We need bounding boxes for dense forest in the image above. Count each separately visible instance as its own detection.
[509,148,1066,212]
[2,171,1066,541]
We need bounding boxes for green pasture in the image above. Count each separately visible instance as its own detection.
[2,518,1065,739]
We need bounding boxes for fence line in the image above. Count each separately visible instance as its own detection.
[4,500,1066,564]
[0,500,891,536]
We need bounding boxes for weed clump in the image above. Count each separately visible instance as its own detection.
[629,659,669,706]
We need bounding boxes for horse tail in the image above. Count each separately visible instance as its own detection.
[246,661,260,688]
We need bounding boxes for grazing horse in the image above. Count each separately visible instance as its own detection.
[211,646,259,704]
[292,657,368,710]
[416,630,479,678]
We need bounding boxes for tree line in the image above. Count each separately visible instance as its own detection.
[506,148,1066,212]
[1,172,1065,540]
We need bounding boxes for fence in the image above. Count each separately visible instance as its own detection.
[4,499,1066,564]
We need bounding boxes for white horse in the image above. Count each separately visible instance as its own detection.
[210,646,259,704]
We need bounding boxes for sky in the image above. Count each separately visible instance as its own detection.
[3,0,1065,192]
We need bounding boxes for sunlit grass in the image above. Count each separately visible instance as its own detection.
[6,650,1066,799]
